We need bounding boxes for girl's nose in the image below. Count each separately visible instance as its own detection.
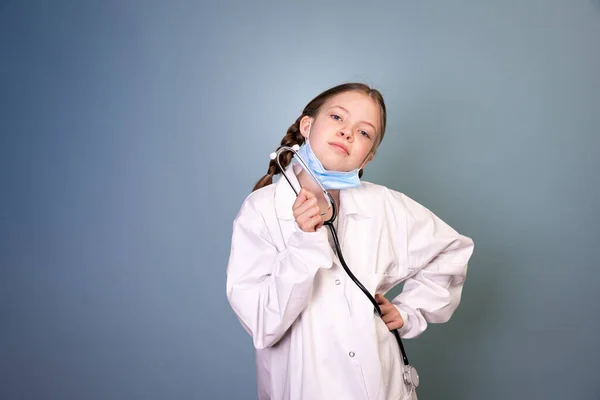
[339,128,353,140]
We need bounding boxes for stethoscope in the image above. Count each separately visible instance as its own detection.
[270,144,420,391]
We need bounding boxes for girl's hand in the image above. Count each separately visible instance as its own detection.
[375,293,404,331]
[292,188,324,232]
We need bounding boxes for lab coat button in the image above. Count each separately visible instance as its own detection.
[349,351,355,357]
[335,279,341,285]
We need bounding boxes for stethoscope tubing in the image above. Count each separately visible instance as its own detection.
[270,145,410,366]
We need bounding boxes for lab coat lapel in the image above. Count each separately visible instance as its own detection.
[273,166,375,268]
[337,187,376,287]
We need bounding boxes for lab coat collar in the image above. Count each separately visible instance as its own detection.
[274,163,373,220]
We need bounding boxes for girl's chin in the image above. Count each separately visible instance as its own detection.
[314,151,354,172]
[321,161,353,172]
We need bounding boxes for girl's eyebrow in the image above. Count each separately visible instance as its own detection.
[328,105,376,131]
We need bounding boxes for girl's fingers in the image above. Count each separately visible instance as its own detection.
[293,194,317,213]
[375,293,386,304]
[386,320,404,331]
[381,313,394,323]
[293,188,324,232]
[297,187,316,203]
[375,294,401,324]
[298,214,324,232]
[295,202,320,220]
[307,214,324,231]
[296,207,322,226]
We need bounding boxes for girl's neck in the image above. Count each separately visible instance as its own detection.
[296,169,340,219]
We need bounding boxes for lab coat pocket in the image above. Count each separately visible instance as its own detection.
[346,272,389,330]
[373,308,410,400]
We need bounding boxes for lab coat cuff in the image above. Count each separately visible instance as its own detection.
[287,226,334,267]
[290,224,329,243]
[396,307,411,336]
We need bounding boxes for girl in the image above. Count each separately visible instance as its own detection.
[226,83,474,400]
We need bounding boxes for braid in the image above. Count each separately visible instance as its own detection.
[251,116,306,192]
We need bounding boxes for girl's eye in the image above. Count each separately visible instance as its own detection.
[331,114,342,121]
[360,130,370,138]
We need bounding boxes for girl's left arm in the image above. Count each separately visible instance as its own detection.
[388,191,475,339]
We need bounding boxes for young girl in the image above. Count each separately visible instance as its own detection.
[226,83,474,400]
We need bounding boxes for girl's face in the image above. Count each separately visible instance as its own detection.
[299,90,382,172]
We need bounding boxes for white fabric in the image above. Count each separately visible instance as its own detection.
[226,166,474,400]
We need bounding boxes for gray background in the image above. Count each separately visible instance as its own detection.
[1,1,599,399]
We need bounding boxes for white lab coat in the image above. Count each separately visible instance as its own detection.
[226,164,474,400]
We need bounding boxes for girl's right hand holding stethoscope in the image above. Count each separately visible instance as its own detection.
[292,188,325,232]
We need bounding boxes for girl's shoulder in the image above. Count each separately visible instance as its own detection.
[246,182,277,202]
[236,183,277,216]
[357,180,411,206]
[357,181,436,221]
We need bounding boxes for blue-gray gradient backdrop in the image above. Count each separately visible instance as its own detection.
[1,1,599,399]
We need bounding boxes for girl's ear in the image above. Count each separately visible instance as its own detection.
[299,116,313,139]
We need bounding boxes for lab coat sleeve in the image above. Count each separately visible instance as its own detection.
[390,192,474,339]
[226,197,335,349]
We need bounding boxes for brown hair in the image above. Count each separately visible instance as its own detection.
[252,82,387,192]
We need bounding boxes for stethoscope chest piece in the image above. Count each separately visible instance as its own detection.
[403,365,420,389]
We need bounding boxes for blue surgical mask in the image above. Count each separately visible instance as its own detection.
[294,139,361,190]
